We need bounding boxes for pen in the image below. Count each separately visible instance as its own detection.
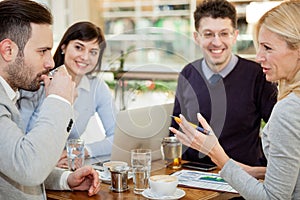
[170,115,210,135]
[40,65,65,86]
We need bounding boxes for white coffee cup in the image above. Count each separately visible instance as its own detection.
[149,175,178,196]
[103,161,128,177]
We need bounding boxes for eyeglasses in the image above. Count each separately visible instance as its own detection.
[198,30,234,40]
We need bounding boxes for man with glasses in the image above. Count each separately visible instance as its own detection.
[171,0,277,169]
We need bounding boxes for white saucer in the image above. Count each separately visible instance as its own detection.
[97,171,133,184]
[98,171,111,184]
[142,188,186,200]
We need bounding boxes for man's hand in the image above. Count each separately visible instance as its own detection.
[67,166,101,196]
[42,65,76,104]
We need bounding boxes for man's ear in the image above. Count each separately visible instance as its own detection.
[0,39,16,61]
[193,31,201,45]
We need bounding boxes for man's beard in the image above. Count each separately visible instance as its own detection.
[7,56,45,91]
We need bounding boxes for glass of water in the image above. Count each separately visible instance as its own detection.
[66,139,85,171]
[131,149,151,194]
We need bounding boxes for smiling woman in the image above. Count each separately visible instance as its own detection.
[18,21,118,165]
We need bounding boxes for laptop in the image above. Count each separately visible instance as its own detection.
[110,103,174,165]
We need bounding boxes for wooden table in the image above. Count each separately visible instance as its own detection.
[47,164,241,200]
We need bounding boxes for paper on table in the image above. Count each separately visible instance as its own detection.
[172,170,238,193]
[81,113,106,144]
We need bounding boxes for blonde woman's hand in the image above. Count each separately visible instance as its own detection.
[169,113,230,168]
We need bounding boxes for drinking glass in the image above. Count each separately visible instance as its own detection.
[131,149,151,194]
[66,139,85,171]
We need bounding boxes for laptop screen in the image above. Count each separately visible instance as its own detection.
[111,103,174,165]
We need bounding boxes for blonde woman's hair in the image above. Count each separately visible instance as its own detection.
[254,1,300,100]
